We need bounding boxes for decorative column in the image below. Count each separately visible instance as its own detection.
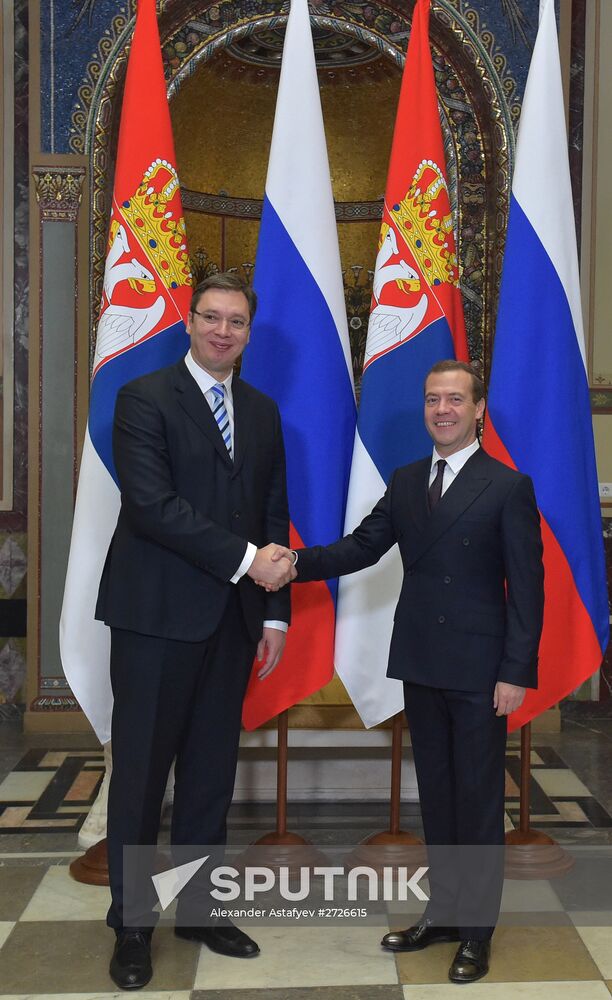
[27,165,87,727]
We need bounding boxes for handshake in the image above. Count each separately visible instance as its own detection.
[246,543,297,592]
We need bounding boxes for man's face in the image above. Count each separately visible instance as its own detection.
[187,288,251,379]
[424,370,485,457]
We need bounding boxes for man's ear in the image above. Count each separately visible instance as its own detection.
[476,398,485,421]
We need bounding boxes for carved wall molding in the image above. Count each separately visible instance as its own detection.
[32,166,85,222]
[181,188,384,223]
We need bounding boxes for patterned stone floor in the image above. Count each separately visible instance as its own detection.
[2,741,611,838]
[0,717,610,998]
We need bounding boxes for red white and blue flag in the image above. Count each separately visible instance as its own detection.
[484,0,608,730]
[60,0,192,743]
[335,0,469,728]
[240,0,356,730]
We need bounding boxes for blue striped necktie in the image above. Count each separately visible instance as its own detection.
[210,383,232,458]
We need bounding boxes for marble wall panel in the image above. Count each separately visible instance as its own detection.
[600,516,612,705]
[0,0,29,709]
[568,0,586,259]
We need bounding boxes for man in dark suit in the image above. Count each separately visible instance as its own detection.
[269,360,543,983]
[96,273,295,990]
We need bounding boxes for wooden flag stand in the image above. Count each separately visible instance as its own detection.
[237,710,327,876]
[70,837,109,886]
[70,741,112,886]
[505,722,574,878]
[349,712,425,873]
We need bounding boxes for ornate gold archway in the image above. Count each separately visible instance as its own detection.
[79,0,516,383]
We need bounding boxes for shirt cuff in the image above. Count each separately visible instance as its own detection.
[231,541,257,584]
[263,620,289,633]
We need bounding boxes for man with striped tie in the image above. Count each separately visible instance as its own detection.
[96,273,294,988]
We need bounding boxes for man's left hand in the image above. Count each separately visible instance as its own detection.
[256,626,287,679]
[493,681,526,716]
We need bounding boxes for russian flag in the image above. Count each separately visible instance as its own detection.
[59,0,192,743]
[240,0,356,730]
[483,0,609,730]
[335,0,469,729]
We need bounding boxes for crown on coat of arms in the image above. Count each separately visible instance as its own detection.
[120,159,192,289]
[389,160,459,287]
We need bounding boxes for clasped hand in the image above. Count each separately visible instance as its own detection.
[246,543,297,591]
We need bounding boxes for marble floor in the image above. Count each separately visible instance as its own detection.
[0,716,611,999]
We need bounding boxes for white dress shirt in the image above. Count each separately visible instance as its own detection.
[184,351,287,631]
[185,349,236,445]
[429,438,480,496]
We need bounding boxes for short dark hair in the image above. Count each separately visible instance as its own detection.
[190,272,257,323]
[425,359,484,404]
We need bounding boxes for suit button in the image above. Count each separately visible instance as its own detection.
[444,576,451,584]
[438,615,446,624]
[232,510,241,519]
[407,569,414,576]
[462,538,470,546]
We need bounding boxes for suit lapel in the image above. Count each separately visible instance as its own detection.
[407,448,492,565]
[404,458,431,537]
[231,377,252,478]
[173,360,233,468]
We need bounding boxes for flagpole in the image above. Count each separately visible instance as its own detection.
[389,712,404,834]
[349,713,425,874]
[237,711,327,875]
[504,722,573,878]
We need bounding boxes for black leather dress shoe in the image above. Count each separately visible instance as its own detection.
[448,939,491,983]
[109,930,153,990]
[381,918,460,952]
[175,921,260,957]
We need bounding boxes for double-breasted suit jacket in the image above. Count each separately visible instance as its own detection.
[298,446,543,938]
[96,357,290,639]
[297,447,543,692]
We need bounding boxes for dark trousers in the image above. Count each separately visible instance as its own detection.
[106,590,256,931]
[404,682,507,940]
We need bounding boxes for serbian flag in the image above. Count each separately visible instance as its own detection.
[240,0,356,729]
[483,0,609,731]
[335,0,469,728]
[59,0,192,744]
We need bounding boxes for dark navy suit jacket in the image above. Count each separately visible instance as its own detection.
[297,448,543,693]
[96,358,290,643]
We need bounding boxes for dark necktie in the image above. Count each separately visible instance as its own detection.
[428,459,446,511]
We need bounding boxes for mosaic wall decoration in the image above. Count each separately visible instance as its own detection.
[40,1,549,157]
[0,531,27,711]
